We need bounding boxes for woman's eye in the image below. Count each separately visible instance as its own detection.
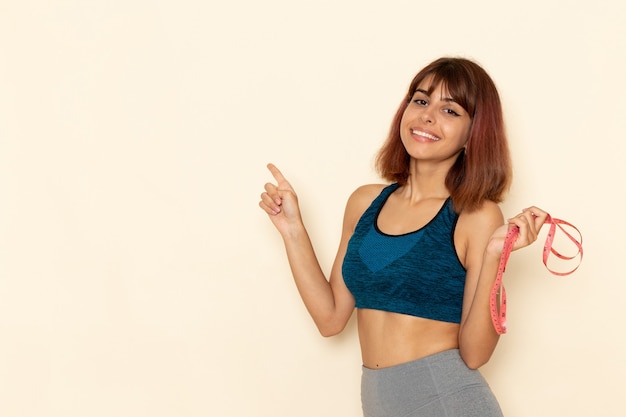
[444,108,460,116]
[412,99,428,106]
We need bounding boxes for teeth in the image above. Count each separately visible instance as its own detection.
[412,130,440,141]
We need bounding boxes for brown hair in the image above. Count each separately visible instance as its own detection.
[375,57,512,212]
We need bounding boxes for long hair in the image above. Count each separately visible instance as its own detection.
[375,57,512,212]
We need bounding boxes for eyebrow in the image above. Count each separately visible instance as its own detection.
[415,88,457,103]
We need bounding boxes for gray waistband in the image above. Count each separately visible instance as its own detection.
[361,349,503,417]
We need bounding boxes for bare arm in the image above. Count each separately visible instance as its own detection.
[458,203,548,368]
[258,164,360,336]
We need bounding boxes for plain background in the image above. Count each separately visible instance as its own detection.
[1,1,625,416]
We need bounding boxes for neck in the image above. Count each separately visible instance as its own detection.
[402,159,452,202]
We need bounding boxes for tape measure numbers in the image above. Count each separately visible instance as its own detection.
[489,215,583,335]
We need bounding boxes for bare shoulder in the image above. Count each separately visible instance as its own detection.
[459,200,504,230]
[460,199,503,223]
[457,200,505,242]
[344,183,388,226]
[349,183,388,203]
[347,183,388,211]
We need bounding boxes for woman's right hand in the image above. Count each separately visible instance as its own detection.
[259,163,304,235]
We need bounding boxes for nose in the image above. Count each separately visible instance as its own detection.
[420,107,434,124]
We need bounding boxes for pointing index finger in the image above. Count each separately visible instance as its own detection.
[267,163,287,183]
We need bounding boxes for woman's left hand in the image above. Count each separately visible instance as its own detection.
[488,206,549,254]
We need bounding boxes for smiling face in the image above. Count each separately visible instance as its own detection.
[399,76,472,164]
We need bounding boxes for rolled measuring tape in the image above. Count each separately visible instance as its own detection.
[490,214,583,334]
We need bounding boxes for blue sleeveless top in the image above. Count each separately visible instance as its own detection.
[342,183,467,324]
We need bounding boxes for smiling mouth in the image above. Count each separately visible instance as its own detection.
[411,129,441,141]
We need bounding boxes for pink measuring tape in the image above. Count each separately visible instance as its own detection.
[490,214,583,334]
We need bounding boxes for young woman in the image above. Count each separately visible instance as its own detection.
[259,57,548,417]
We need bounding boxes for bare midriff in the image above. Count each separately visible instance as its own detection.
[358,309,460,369]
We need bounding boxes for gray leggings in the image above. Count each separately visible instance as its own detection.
[361,349,503,417]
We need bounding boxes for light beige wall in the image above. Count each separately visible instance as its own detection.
[1,1,624,416]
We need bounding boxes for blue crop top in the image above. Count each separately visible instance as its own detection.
[342,183,467,324]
